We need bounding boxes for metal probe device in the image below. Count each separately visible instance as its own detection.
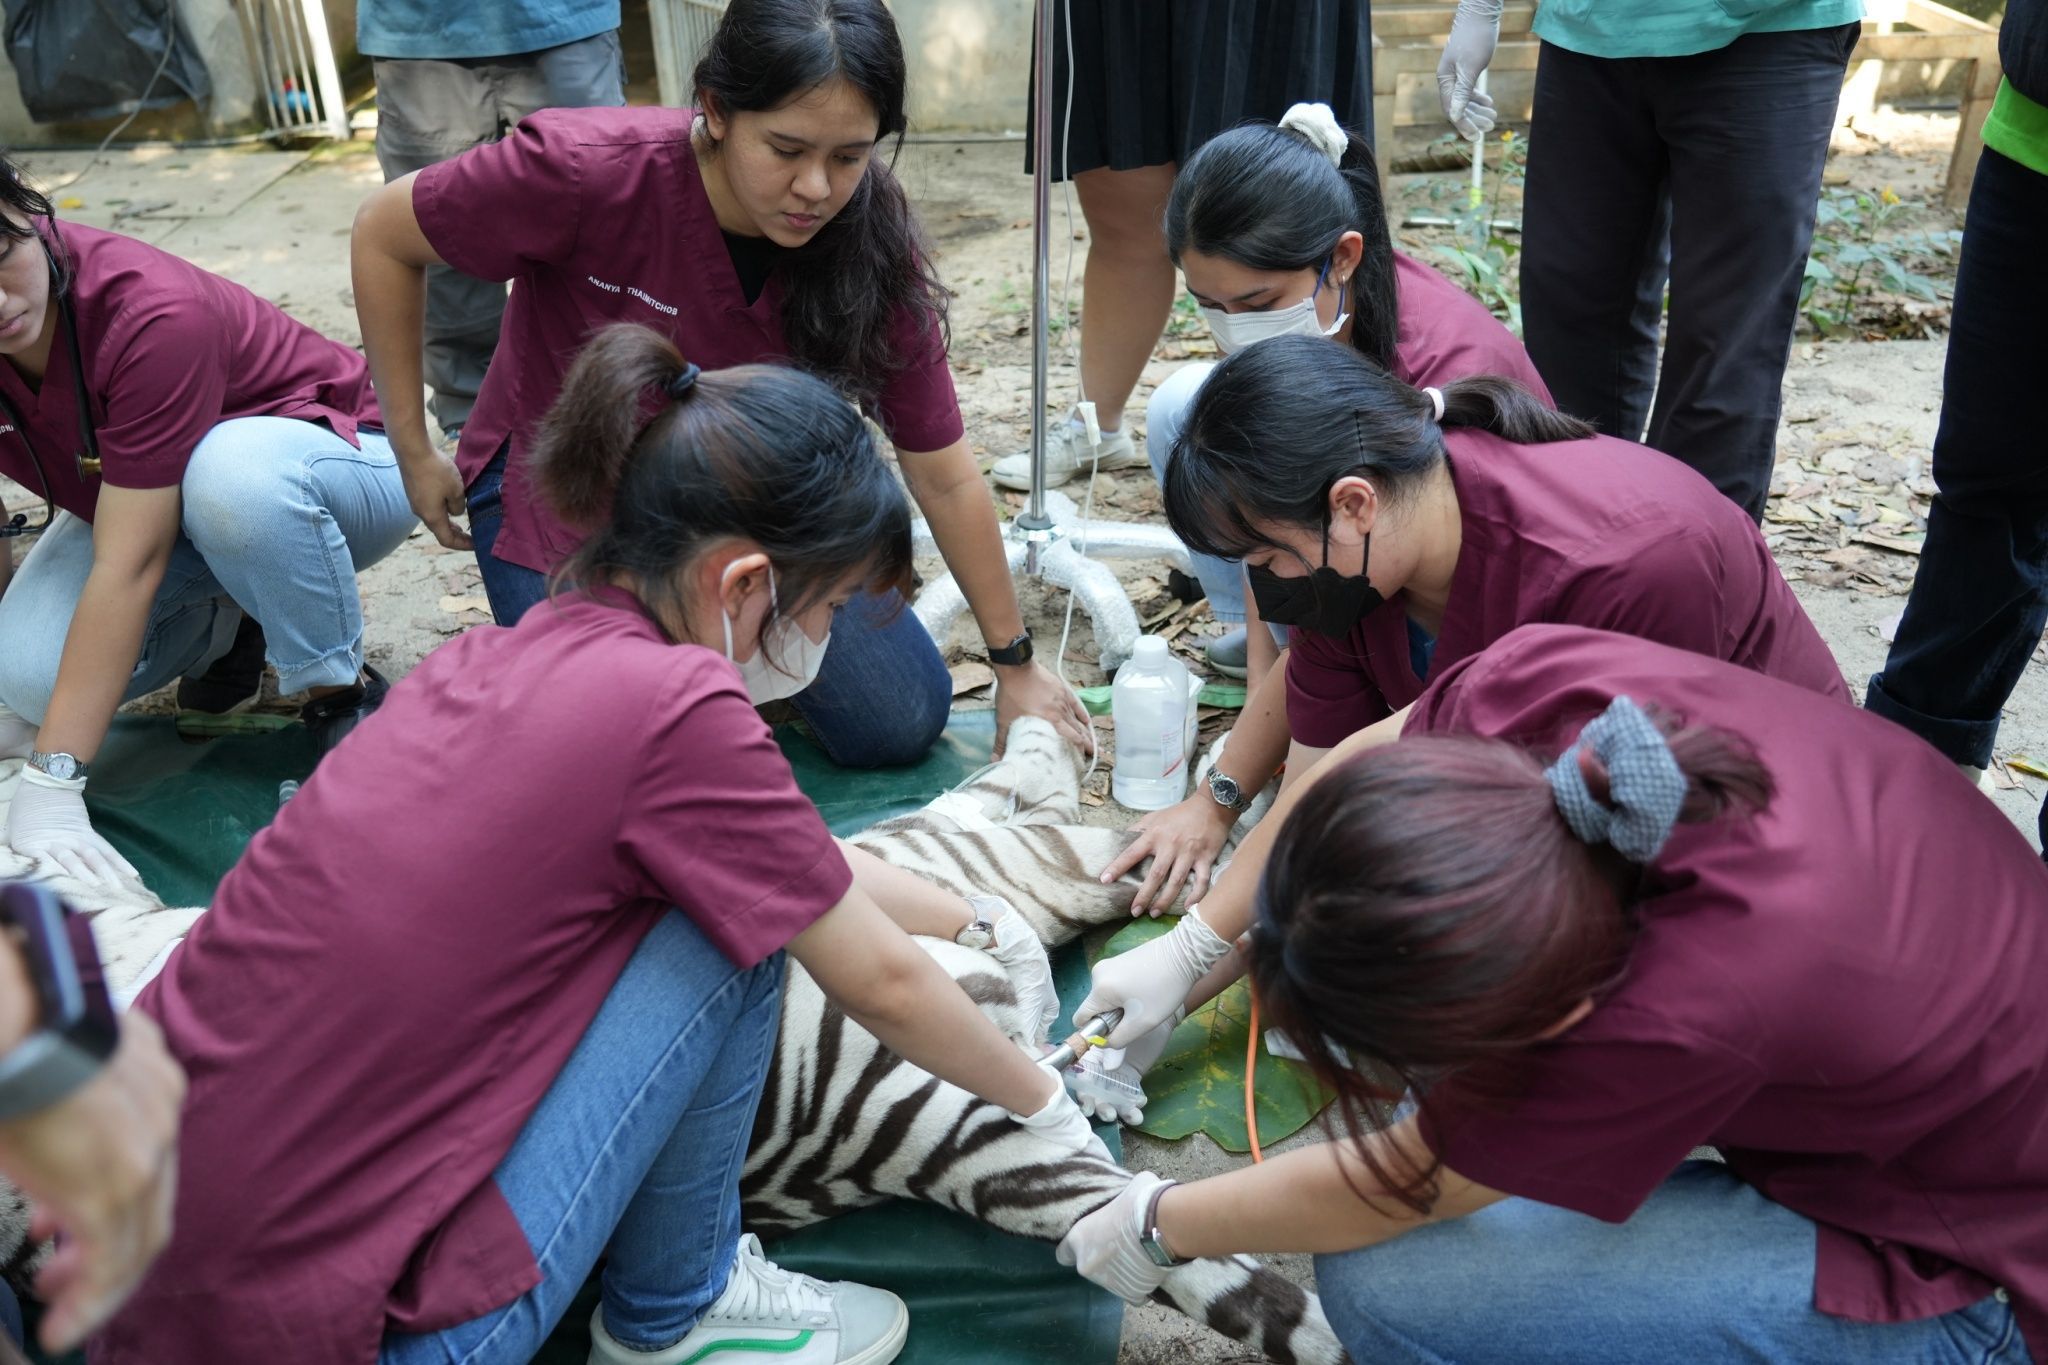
[1038,1007,1124,1072]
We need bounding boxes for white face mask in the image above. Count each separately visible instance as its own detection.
[721,565,831,704]
[1199,260,1350,356]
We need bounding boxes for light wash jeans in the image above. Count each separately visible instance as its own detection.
[467,446,953,768]
[0,417,413,719]
[1314,1160,2033,1364]
[380,910,786,1363]
[1147,362,1283,647]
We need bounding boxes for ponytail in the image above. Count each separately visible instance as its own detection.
[1165,336,1592,564]
[1438,375,1593,445]
[528,323,913,632]
[1166,110,1398,372]
[1245,712,1773,1213]
[693,0,948,408]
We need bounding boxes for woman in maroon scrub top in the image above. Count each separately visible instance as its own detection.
[1103,332,1847,923]
[352,0,1086,769]
[94,326,1102,1365]
[0,161,410,893]
[1061,624,2048,1364]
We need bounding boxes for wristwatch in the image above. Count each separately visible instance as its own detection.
[1206,767,1251,813]
[1139,1179,1188,1267]
[985,632,1034,667]
[26,750,88,782]
[0,881,118,1121]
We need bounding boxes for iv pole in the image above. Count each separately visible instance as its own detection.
[907,0,1190,673]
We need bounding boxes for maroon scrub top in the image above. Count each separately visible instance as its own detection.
[412,106,965,574]
[1406,624,2048,1358]
[1285,429,1850,749]
[93,590,852,1365]
[0,223,380,523]
[1390,250,1552,399]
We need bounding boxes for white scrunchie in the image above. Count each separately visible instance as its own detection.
[1278,101,1347,168]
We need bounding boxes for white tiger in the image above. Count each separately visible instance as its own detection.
[0,732,1343,1365]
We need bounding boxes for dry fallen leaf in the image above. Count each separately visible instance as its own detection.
[439,593,492,615]
[948,661,994,696]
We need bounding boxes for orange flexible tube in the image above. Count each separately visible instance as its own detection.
[1246,989,1264,1163]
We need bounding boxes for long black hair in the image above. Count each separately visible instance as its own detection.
[1164,335,1595,563]
[0,154,70,293]
[1165,116,1398,373]
[529,323,913,653]
[693,0,948,409]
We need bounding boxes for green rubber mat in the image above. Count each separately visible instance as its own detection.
[55,711,1121,1365]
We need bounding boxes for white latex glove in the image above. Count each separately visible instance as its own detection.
[6,767,138,891]
[1011,1070,1113,1163]
[1437,0,1503,140]
[973,895,1060,1042]
[1057,1171,1177,1303]
[1075,905,1232,1049]
[0,702,34,761]
[1071,1011,1184,1125]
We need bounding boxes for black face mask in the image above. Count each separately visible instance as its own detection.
[1246,520,1383,638]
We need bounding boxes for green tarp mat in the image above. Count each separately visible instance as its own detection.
[41,712,1121,1365]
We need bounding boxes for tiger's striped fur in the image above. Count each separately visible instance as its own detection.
[742,719,1345,1364]
[2,725,1343,1363]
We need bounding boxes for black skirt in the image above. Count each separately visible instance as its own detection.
[1025,0,1376,180]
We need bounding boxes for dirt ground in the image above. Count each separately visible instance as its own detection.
[3,104,2041,1364]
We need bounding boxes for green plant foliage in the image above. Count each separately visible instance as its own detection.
[1801,187,1961,338]
[1094,918,1333,1153]
[1074,682,1246,716]
[1422,130,1529,334]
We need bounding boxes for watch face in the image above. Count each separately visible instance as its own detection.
[35,753,80,781]
[1208,770,1243,809]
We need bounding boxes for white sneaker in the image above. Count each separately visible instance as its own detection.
[587,1233,908,1365]
[990,419,1143,490]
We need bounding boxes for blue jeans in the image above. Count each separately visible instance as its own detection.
[468,448,952,767]
[1147,361,1284,646]
[381,911,786,1363]
[1865,149,2048,855]
[0,418,412,719]
[1314,1160,2032,1364]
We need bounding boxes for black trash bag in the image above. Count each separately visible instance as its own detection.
[2,0,211,125]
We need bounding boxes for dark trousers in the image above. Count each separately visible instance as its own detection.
[1520,25,1858,520]
[1865,148,2048,855]
[372,31,625,434]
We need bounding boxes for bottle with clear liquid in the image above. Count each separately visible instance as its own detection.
[1111,636,1194,811]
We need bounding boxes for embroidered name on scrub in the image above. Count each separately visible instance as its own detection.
[586,274,679,317]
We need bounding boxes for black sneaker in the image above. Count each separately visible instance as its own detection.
[178,615,267,714]
[300,664,390,756]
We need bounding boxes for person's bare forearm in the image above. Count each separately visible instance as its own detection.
[1197,706,1414,943]
[35,570,160,763]
[833,936,1053,1115]
[351,179,438,463]
[839,841,974,939]
[1216,659,1292,796]
[1154,1123,1502,1258]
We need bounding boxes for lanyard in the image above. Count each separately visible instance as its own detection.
[0,272,103,540]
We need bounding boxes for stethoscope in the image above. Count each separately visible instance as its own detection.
[0,252,103,541]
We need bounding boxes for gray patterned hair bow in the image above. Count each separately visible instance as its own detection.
[1543,696,1686,862]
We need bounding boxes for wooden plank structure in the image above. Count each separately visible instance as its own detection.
[1370,0,2003,207]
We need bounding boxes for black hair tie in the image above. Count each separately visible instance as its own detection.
[667,362,702,399]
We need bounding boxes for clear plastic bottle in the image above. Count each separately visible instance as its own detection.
[1111,636,1194,810]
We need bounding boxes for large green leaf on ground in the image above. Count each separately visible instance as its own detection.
[1094,918,1332,1154]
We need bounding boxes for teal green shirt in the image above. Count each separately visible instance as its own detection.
[1532,0,1864,59]
[1982,79,2048,179]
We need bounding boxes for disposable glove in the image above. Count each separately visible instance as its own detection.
[1057,1171,1178,1303]
[1074,904,1232,1049]
[1010,1069,1113,1163]
[0,703,33,761]
[6,766,139,891]
[1438,0,1503,139]
[1070,1010,1183,1125]
[972,894,1061,1042]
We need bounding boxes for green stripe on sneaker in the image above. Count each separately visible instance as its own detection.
[679,1331,815,1365]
